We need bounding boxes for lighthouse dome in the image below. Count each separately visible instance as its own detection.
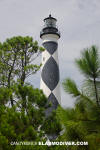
[40,15,60,38]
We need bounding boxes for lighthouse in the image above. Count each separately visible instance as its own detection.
[40,15,61,116]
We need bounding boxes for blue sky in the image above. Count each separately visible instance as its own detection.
[0,0,100,107]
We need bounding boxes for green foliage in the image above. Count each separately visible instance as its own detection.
[0,87,11,105]
[0,36,45,107]
[60,45,100,150]
[0,85,48,149]
[0,36,44,88]
[75,45,100,78]
[0,36,62,150]
[63,78,80,97]
[41,111,62,135]
[16,84,47,109]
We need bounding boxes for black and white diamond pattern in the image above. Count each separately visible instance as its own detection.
[40,41,61,116]
[43,41,58,55]
[42,56,59,91]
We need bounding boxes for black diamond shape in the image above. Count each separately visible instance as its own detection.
[45,93,58,117]
[42,56,59,91]
[43,41,58,55]
[48,93,59,107]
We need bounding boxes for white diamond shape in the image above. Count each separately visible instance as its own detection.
[52,82,61,105]
[41,50,51,70]
[40,78,51,97]
[52,49,59,65]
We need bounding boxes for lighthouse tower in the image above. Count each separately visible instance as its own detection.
[40,15,61,116]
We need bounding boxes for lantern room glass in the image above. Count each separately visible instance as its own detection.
[44,18,56,28]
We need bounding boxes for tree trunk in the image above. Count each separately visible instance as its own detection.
[21,48,27,86]
[93,77,99,106]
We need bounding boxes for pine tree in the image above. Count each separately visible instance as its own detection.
[57,45,100,150]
